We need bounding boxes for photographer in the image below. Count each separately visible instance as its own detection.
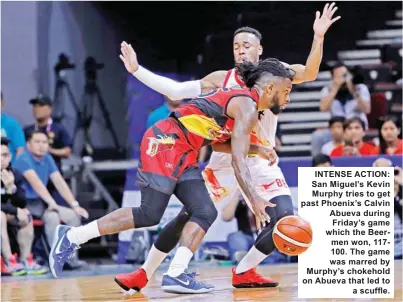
[312,62,371,156]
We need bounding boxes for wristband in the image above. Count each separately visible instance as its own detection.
[6,185,17,195]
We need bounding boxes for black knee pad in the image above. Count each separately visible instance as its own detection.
[132,206,162,228]
[155,207,191,253]
[255,195,294,255]
[131,187,171,228]
[189,201,218,232]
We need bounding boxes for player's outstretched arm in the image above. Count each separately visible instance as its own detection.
[284,2,341,84]
[227,97,275,231]
[119,42,225,100]
[212,140,277,165]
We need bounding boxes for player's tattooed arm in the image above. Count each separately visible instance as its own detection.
[227,96,275,230]
[226,96,258,203]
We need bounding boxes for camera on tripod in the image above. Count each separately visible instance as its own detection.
[84,57,104,82]
[54,54,76,78]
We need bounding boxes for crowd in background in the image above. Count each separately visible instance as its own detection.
[1,94,88,276]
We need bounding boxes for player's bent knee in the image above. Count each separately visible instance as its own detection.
[131,206,164,228]
[190,202,218,232]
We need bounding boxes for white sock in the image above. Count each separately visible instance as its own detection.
[141,245,168,280]
[166,246,193,277]
[235,246,268,274]
[67,221,101,246]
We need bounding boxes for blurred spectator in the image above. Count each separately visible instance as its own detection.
[221,195,287,264]
[312,154,333,167]
[24,95,72,172]
[0,92,26,163]
[24,94,74,208]
[13,130,88,269]
[321,116,345,156]
[330,117,375,157]
[1,137,47,276]
[371,116,402,155]
[372,158,402,259]
[146,96,181,129]
[312,63,371,155]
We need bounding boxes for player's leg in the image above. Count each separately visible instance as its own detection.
[114,168,238,291]
[49,186,172,279]
[232,194,294,288]
[161,179,218,294]
[114,207,190,291]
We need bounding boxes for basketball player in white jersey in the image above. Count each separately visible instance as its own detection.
[116,3,340,292]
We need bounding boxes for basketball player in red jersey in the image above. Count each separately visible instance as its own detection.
[115,3,340,293]
[49,58,295,293]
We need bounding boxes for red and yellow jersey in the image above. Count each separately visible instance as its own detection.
[171,86,259,149]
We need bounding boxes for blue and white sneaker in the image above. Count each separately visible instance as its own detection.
[161,270,214,294]
[49,225,79,278]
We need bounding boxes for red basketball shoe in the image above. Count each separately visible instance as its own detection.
[232,267,279,288]
[114,268,148,291]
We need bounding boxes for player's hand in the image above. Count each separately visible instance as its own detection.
[119,41,139,73]
[313,3,341,38]
[251,196,276,231]
[1,169,15,190]
[257,147,278,166]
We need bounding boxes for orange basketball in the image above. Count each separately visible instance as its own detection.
[272,215,312,256]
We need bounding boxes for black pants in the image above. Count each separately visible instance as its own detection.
[131,180,217,233]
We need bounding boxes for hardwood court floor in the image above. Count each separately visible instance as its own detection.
[1,261,402,302]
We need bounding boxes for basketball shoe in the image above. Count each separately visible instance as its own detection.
[161,271,214,294]
[232,267,279,288]
[49,225,79,278]
[114,268,148,291]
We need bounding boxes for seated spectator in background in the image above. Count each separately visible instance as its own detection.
[330,117,374,157]
[1,137,47,276]
[373,158,402,259]
[24,94,73,208]
[221,195,287,265]
[321,116,345,156]
[312,63,371,155]
[372,116,402,155]
[13,130,88,269]
[0,92,26,163]
[24,95,72,172]
[312,153,333,167]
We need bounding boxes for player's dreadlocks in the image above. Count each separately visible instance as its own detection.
[236,58,295,89]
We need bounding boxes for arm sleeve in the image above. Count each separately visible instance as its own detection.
[133,66,201,100]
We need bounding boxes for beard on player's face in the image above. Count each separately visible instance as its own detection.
[269,91,282,115]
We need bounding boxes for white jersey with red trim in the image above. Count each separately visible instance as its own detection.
[206,68,279,170]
